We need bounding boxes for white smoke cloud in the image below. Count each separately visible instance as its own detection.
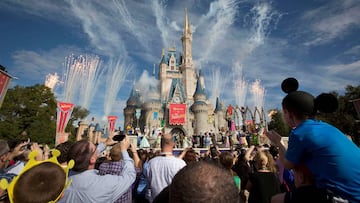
[104,58,133,116]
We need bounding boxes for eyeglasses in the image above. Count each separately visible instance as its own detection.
[0,192,8,201]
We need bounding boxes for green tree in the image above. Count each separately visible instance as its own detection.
[0,84,91,147]
[267,108,290,137]
[65,106,90,142]
[317,85,360,146]
[0,85,57,145]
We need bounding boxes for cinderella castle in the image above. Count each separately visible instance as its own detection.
[123,11,228,139]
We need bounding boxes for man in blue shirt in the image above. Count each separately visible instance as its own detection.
[266,78,360,202]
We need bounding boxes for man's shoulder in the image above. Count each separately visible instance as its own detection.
[148,156,185,164]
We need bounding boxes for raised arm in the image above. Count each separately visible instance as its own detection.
[130,143,140,168]
[265,130,294,169]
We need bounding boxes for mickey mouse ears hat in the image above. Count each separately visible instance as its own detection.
[281,77,338,115]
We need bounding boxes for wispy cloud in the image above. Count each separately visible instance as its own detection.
[11,46,82,86]
[302,0,360,46]
[196,0,239,65]
[2,0,359,124]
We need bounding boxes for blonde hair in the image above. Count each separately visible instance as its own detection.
[254,150,277,173]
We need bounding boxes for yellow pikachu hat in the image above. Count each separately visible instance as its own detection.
[0,149,74,203]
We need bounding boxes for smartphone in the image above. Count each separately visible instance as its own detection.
[113,134,126,141]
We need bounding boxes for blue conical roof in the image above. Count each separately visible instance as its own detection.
[193,78,206,97]
[215,97,222,112]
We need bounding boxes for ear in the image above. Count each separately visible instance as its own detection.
[0,154,6,161]
[89,155,97,165]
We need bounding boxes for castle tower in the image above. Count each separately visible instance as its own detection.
[123,87,141,130]
[214,97,226,133]
[142,84,163,132]
[159,47,182,101]
[180,9,196,102]
[191,78,209,135]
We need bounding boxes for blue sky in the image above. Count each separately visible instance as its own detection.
[1,0,359,128]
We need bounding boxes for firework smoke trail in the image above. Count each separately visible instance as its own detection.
[243,2,279,58]
[232,2,279,107]
[45,73,60,91]
[198,0,239,64]
[62,54,102,109]
[209,68,226,106]
[103,58,133,116]
[250,79,265,111]
[62,54,82,103]
[78,55,102,109]
[199,0,239,104]
[113,0,149,51]
[152,0,170,48]
[233,62,248,107]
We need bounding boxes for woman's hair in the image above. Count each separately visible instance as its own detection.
[13,162,66,203]
[281,78,338,119]
[67,140,92,172]
[254,150,277,173]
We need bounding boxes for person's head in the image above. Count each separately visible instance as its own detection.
[0,140,9,157]
[210,146,219,159]
[0,150,73,203]
[282,90,315,125]
[281,78,338,128]
[219,151,235,170]
[13,162,66,203]
[55,141,73,164]
[67,140,97,172]
[183,149,198,164]
[0,140,10,169]
[137,149,148,163]
[161,133,175,150]
[253,150,277,172]
[169,161,239,203]
[110,143,122,161]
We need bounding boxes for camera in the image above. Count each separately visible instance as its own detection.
[20,143,32,151]
[113,134,126,142]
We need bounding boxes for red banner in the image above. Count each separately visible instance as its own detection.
[56,102,75,133]
[169,103,186,125]
[108,115,118,133]
[0,70,12,107]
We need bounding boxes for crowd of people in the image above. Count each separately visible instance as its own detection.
[0,77,359,203]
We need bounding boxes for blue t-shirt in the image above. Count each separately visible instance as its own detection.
[286,119,360,202]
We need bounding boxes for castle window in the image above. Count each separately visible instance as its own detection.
[171,66,175,70]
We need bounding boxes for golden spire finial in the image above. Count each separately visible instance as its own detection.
[184,8,189,34]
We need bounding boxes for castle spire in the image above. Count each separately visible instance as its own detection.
[184,8,191,34]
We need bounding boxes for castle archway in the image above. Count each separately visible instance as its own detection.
[170,127,187,148]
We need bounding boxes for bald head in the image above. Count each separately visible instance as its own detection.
[161,133,175,149]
